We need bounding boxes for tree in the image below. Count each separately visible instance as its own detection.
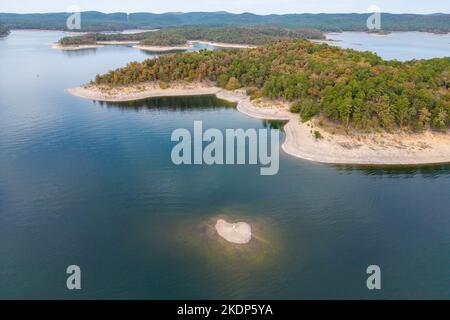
[226,77,241,91]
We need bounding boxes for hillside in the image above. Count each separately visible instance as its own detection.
[1,11,449,32]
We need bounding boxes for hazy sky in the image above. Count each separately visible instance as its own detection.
[0,0,448,14]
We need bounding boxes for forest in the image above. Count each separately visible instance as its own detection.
[0,12,449,32]
[58,26,325,46]
[93,40,450,131]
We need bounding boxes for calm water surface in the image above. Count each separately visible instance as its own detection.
[0,31,449,299]
[325,31,450,61]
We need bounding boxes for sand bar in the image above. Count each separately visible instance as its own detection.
[52,43,103,50]
[67,83,450,165]
[215,219,252,244]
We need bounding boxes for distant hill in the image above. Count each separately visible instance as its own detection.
[0,11,449,33]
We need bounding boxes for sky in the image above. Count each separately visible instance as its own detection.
[0,0,448,14]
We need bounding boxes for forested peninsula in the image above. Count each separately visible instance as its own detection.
[91,40,449,131]
[57,26,325,48]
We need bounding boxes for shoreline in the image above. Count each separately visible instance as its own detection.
[67,83,450,166]
[52,43,103,50]
[53,40,258,52]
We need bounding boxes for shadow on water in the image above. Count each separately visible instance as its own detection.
[262,119,288,132]
[138,48,189,55]
[94,94,236,112]
[60,48,98,57]
[333,163,450,178]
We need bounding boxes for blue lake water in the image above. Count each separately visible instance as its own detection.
[325,31,450,61]
[0,31,449,299]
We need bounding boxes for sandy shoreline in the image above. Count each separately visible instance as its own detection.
[52,43,103,50]
[67,83,222,102]
[53,40,257,52]
[67,83,450,165]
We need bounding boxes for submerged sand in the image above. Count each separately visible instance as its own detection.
[67,83,450,165]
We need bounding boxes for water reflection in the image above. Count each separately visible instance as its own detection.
[334,164,450,178]
[60,48,99,57]
[262,120,288,131]
[95,94,236,111]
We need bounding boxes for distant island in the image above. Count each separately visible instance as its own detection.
[0,24,10,37]
[1,11,449,33]
[55,26,325,51]
[68,40,450,165]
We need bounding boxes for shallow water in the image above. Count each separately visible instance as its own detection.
[0,31,449,299]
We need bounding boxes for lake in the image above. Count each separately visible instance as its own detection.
[0,31,449,299]
[324,31,450,61]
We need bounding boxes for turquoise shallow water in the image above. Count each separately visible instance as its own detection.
[0,31,449,299]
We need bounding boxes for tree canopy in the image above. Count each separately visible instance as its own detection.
[58,26,325,46]
[0,24,10,37]
[93,40,450,131]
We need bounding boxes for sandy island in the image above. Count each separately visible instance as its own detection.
[67,83,450,165]
[215,219,252,244]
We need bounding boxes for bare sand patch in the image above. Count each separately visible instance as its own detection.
[215,219,252,244]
